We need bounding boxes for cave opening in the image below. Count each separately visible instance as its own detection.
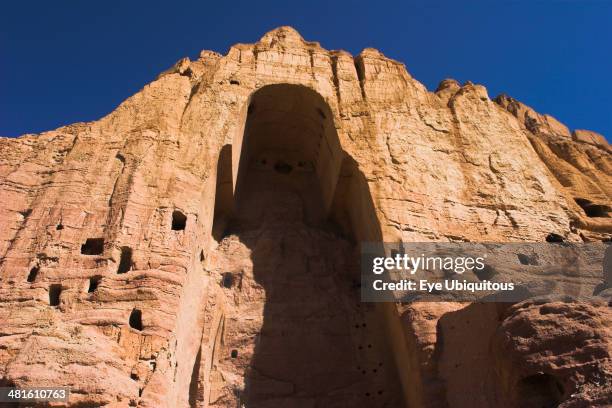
[221,272,234,288]
[81,238,104,255]
[516,373,564,407]
[574,197,610,218]
[88,276,102,293]
[172,210,187,230]
[129,309,143,331]
[545,233,565,243]
[206,84,406,407]
[27,266,39,283]
[49,284,62,307]
[117,246,133,274]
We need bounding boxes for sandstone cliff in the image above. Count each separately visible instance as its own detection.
[0,27,610,407]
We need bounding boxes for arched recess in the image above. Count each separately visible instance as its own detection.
[213,84,345,233]
[206,84,407,407]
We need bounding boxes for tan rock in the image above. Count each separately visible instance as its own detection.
[0,26,610,407]
[573,129,610,149]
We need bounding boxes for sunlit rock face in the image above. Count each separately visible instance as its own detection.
[0,26,610,407]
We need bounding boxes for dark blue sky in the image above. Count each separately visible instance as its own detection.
[1,1,611,140]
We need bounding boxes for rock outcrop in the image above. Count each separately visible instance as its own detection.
[0,26,610,407]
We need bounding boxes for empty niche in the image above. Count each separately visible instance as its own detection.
[27,266,39,283]
[517,253,530,265]
[81,238,105,255]
[117,246,133,274]
[574,198,610,218]
[516,373,564,407]
[517,253,539,266]
[171,210,187,230]
[88,276,102,293]
[475,264,496,280]
[129,309,143,331]
[545,233,565,243]
[273,160,292,174]
[221,273,234,288]
[223,84,407,406]
[49,284,62,306]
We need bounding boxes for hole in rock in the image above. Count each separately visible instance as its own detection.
[574,198,610,218]
[49,284,62,306]
[27,266,39,283]
[56,223,64,230]
[475,264,496,280]
[129,309,143,331]
[516,373,564,407]
[273,160,292,174]
[88,276,102,293]
[81,238,104,255]
[545,233,565,243]
[130,373,139,381]
[117,246,133,274]
[171,210,187,230]
[229,79,240,85]
[222,273,234,288]
[207,84,406,407]
[517,253,538,265]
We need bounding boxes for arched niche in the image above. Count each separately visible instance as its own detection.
[206,83,410,407]
[218,84,344,230]
[212,83,386,244]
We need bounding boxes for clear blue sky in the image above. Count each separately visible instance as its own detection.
[1,1,611,140]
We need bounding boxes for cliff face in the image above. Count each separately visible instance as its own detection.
[0,27,610,407]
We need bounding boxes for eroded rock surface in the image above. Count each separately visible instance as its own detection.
[0,26,610,407]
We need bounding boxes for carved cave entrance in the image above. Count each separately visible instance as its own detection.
[206,85,405,407]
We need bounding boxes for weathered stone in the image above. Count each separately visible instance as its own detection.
[0,26,610,407]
